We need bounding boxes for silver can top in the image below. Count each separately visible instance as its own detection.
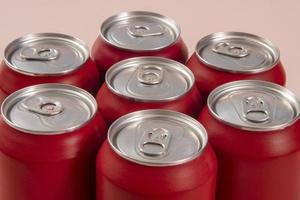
[108,109,208,166]
[100,11,181,51]
[106,57,195,102]
[208,80,300,131]
[1,84,97,135]
[195,32,280,73]
[4,33,90,76]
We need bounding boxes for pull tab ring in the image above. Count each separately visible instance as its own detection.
[243,96,270,123]
[138,128,171,157]
[21,96,63,116]
[212,42,249,58]
[20,47,59,61]
[127,24,165,37]
[137,65,164,85]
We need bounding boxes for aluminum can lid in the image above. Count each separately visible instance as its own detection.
[108,109,208,166]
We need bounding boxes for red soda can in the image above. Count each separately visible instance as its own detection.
[96,57,203,125]
[96,109,217,200]
[198,80,300,200]
[0,84,107,200]
[91,11,188,78]
[0,33,100,104]
[187,32,286,99]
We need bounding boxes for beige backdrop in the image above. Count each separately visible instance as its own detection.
[0,0,299,95]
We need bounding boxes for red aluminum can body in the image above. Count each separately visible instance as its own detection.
[97,84,202,124]
[0,89,7,105]
[198,80,300,200]
[0,84,107,200]
[96,57,203,125]
[0,58,100,96]
[92,37,188,76]
[97,141,217,200]
[96,110,217,200]
[186,32,286,99]
[91,11,188,78]
[0,33,100,101]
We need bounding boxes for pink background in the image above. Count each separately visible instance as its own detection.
[1,0,299,95]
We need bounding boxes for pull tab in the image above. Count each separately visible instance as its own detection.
[138,128,171,157]
[21,96,63,116]
[20,47,59,61]
[212,42,249,58]
[127,24,165,37]
[243,96,270,123]
[137,65,164,85]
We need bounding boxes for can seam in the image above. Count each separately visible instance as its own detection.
[99,11,181,52]
[0,84,98,135]
[207,80,300,132]
[107,109,208,167]
[195,31,281,74]
[3,33,90,77]
[105,56,195,102]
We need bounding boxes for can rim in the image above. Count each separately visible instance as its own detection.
[99,11,181,52]
[108,109,208,167]
[195,31,281,74]
[207,80,300,131]
[0,84,98,135]
[105,56,195,102]
[4,33,90,77]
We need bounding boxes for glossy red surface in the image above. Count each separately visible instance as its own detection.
[198,106,300,200]
[91,37,188,80]
[187,53,286,100]
[96,84,203,125]
[0,88,7,105]
[96,141,217,200]
[0,112,107,200]
[0,58,101,96]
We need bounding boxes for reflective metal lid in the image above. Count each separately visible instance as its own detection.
[4,33,89,76]
[208,80,300,131]
[100,11,180,51]
[1,84,97,135]
[108,109,208,166]
[196,32,280,73]
[106,57,194,102]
